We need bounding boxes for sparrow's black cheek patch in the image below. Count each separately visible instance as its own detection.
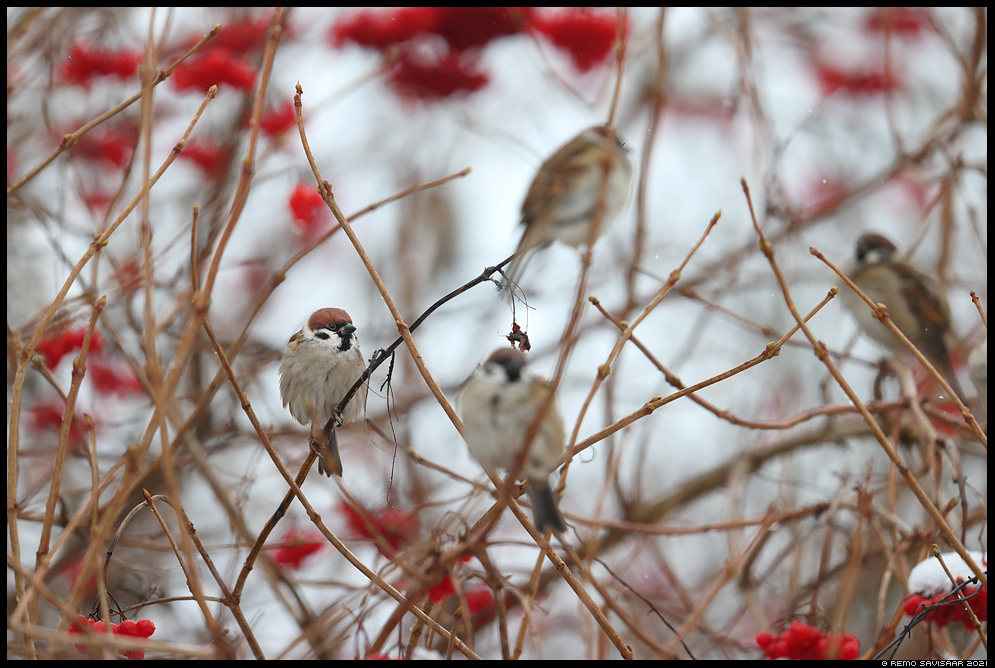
[315,331,330,340]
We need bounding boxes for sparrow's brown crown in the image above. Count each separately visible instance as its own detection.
[855,233,898,263]
[485,347,528,381]
[308,307,353,332]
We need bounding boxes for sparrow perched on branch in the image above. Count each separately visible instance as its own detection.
[841,233,964,400]
[504,124,634,291]
[968,336,986,422]
[458,348,567,533]
[279,308,368,476]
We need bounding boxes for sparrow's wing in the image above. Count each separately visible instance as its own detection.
[529,378,566,469]
[893,261,953,358]
[892,261,966,398]
[895,263,951,328]
[520,136,599,229]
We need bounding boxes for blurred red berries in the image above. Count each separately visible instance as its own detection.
[864,8,931,38]
[272,527,325,569]
[288,183,326,233]
[178,139,227,176]
[59,40,141,86]
[332,7,531,52]
[813,60,901,97]
[339,501,418,557]
[259,102,297,138]
[30,403,93,450]
[89,360,145,397]
[532,9,622,73]
[330,7,616,100]
[430,7,533,51]
[427,574,457,603]
[172,49,256,92]
[331,7,438,50]
[426,554,475,603]
[464,586,496,616]
[36,328,103,369]
[755,621,860,660]
[388,48,489,101]
[212,16,271,54]
[71,128,136,168]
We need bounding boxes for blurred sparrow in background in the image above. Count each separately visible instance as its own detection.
[279,308,368,476]
[459,348,567,533]
[841,233,964,400]
[968,336,986,422]
[504,124,633,291]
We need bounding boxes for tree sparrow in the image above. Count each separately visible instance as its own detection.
[504,124,634,291]
[458,348,567,533]
[279,308,368,476]
[841,233,964,399]
[968,336,986,422]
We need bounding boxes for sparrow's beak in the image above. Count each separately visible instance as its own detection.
[342,323,357,336]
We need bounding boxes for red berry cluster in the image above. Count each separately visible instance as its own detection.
[258,102,297,138]
[34,326,144,398]
[426,553,474,603]
[272,528,326,570]
[70,127,137,168]
[330,8,621,101]
[424,554,494,617]
[755,621,860,660]
[30,403,93,449]
[532,9,623,73]
[178,139,227,176]
[903,583,987,630]
[388,50,489,101]
[288,183,327,234]
[172,48,256,92]
[812,60,901,97]
[208,16,271,54]
[864,7,931,38]
[59,40,141,87]
[340,501,418,557]
[89,360,145,397]
[36,328,103,369]
[331,7,530,53]
[69,615,156,660]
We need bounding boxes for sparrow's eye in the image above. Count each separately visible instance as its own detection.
[315,331,330,340]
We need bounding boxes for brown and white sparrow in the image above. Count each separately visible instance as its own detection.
[504,124,634,290]
[279,307,368,476]
[458,348,567,533]
[841,233,964,399]
[968,336,986,422]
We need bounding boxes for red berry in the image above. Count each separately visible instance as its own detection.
[136,618,156,637]
[427,575,457,603]
[532,9,622,72]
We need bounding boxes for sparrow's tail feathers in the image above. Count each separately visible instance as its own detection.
[503,226,553,296]
[528,480,566,533]
[934,355,967,405]
[502,249,534,297]
[317,427,344,477]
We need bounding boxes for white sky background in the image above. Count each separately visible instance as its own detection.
[7,7,987,660]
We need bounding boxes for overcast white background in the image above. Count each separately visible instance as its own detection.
[7,7,987,660]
